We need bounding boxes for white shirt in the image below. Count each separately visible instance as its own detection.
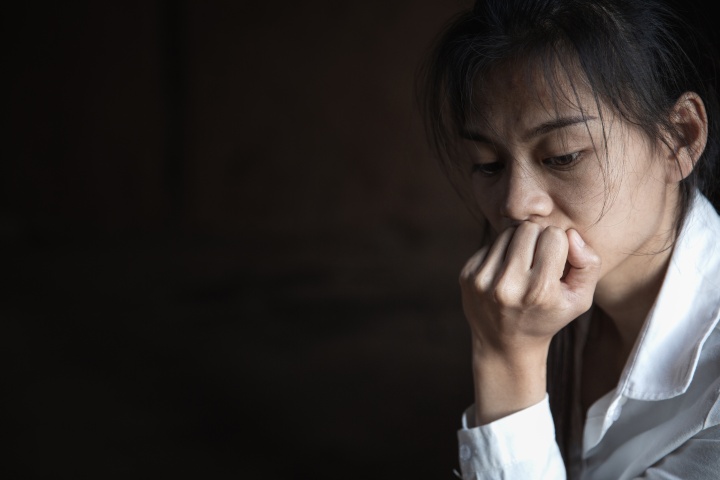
[456,192,720,480]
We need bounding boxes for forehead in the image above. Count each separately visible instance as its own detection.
[469,60,600,131]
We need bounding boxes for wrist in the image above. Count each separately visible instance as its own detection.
[471,332,551,366]
[470,338,550,425]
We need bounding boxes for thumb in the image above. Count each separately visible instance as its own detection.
[563,229,602,294]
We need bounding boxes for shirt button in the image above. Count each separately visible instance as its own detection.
[460,444,472,461]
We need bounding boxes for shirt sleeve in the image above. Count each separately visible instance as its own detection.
[457,394,566,480]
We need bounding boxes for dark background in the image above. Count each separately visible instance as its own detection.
[5,1,482,478]
[5,1,718,479]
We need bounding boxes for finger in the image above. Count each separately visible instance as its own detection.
[473,226,516,290]
[563,228,602,295]
[531,226,569,282]
[460,245,491,281]
[503,221,544,274]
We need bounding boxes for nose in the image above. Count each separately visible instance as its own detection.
[500,165,553,223]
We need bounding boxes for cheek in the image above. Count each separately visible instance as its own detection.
[554,159,612,226]
[472,180,504,230]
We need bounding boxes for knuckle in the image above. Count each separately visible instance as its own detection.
[459,268,479,290]
[492,276,516,307]
[492,286,509,307]
[544,225,564,237]
[459,246,492,286]
[593,252,603,268]
[543,226,568,244]
[475,271,493,291]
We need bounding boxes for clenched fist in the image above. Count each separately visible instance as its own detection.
[460,222,602,357]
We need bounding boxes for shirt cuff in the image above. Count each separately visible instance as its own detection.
[457,394,564,479]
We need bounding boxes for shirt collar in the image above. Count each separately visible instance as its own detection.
[619,192,720,401]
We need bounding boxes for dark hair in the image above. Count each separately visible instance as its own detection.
[419,0,720,218]
[418,0,720,465]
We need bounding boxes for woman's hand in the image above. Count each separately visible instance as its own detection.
[459,222,601,424]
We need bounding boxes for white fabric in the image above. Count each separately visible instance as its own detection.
[457,192,720,480]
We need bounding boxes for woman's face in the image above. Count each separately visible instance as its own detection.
[461,65,680,287]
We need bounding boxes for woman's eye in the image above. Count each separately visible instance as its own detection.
[543,152,581,169]
[471,162,504,176]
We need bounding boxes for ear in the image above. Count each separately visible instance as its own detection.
[664,91,708,183]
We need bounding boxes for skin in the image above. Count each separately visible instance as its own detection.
[458,63,708,425]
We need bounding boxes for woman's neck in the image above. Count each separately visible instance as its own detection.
[593,244,673,353]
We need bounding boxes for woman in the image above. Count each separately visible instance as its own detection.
[420,0,720,478]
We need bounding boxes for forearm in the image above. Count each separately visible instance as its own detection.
[471,337,550,425]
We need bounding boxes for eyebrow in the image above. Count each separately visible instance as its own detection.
[460,115,597,143]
